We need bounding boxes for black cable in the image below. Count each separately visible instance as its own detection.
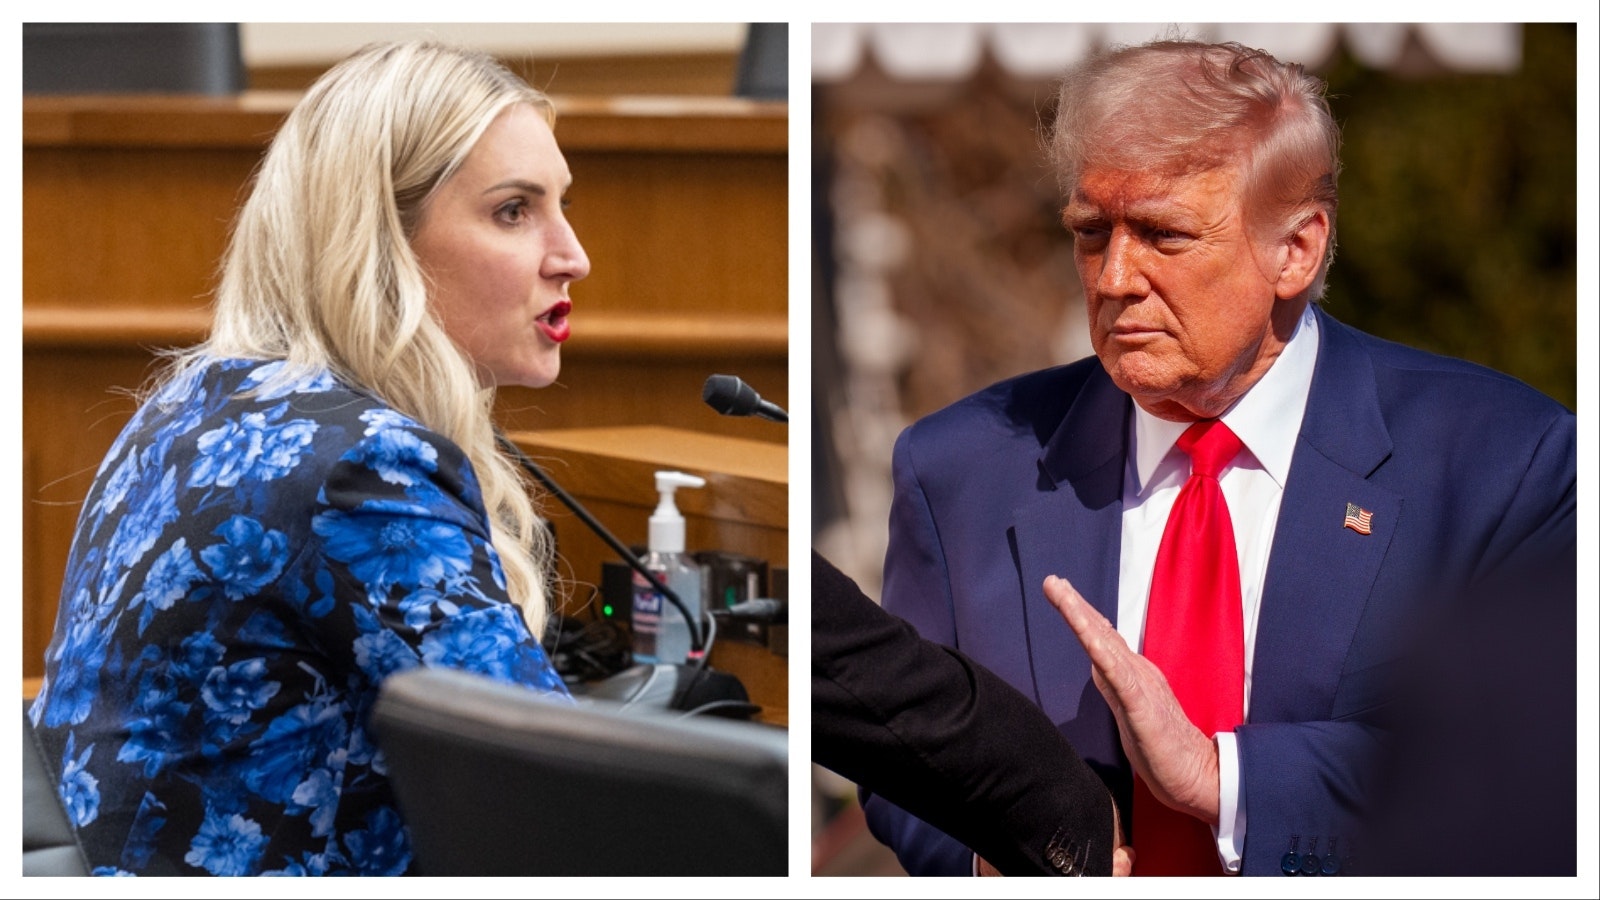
[496,431,706,655]
[543,605,632,683]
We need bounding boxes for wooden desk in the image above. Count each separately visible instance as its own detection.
[22,93,787,679]
[511,426,788,726]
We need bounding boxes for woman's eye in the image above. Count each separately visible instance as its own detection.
[495,200,527,225]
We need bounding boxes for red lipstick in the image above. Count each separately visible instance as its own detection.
[536,299,572,344]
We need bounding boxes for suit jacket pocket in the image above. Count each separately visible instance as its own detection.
[1329,654,1403,727]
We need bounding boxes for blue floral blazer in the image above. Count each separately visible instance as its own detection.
[29,358,570,876]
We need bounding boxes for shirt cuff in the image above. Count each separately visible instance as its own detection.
[1213,732,1246,874]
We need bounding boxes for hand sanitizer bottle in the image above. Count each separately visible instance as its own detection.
[631,470,706,665]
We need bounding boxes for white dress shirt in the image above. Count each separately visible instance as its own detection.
[1116,305,1319,873]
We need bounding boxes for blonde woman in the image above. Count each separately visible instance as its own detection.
[28,41,588,876]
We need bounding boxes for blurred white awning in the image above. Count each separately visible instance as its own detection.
[813,23,1522,82]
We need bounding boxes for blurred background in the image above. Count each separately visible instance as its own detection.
[809,22,1577,876]
[22,22,770,94]
[243,23,766,95]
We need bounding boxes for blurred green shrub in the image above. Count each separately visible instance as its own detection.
[1325,23,1576,410]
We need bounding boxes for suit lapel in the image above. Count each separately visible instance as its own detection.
[1251,309,1399,723]
[1014,368,1129,724]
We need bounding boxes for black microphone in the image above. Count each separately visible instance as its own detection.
[703,374,788,423]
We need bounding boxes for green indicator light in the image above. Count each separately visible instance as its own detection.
[602,603,614,617]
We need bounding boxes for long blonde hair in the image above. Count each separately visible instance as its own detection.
[171,41,557,629]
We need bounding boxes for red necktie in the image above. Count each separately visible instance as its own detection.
[1134,419,1245,875]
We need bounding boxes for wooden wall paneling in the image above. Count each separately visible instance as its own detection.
[563,151,786,316]
[22,349,163,677]
[249,51,743,97]
[508,52,742,98]
[493,355,788,440]
[24,147,255,310]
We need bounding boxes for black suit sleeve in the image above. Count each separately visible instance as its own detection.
[810,551,1116,876]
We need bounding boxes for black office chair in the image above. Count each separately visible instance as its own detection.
[371,667,788,876]
[23,23,245,95]
[733,23,787,100]
[23,702,90,876]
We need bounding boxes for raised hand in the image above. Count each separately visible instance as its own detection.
[1044,574,1220,825]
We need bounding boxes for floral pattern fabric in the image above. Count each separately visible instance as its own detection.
[29,358,569,876]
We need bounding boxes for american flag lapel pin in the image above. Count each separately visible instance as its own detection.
[1343,502,1374,535]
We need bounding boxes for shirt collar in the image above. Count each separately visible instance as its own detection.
[1130,305,1320,495]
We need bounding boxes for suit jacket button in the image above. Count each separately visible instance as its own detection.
[1060,844,1082,874]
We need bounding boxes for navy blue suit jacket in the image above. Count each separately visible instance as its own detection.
[864,307,1576,875]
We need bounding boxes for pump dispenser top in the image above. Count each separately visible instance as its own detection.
[648,470,705,554]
